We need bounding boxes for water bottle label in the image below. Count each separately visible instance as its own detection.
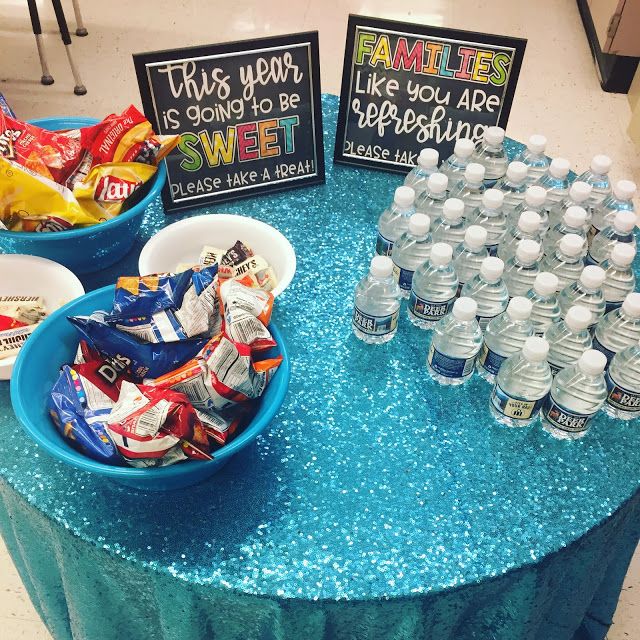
[605,300,623,314]
[491,384,545,420]
[592,335,616,364]
[543,396,593,433]
[605,371,640,412]
[409,292,453,321]
[584,252,599,267]
[486,244,499,257]
[352,306,399,336]
[478,343,506,375]
[428,343,476,378]
[392,264,414,291]
[376,232,393,257]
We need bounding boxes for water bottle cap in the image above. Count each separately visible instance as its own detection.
[418,148,439,169]
[580,265,606,289]
[506,161,528,182]
[549,157,570,178]
[613,210,637,233]
[559,233,584,257]
[522,336,549,362]
[565,305,592,331]
[525,185,547,207]
[427,172,448,194]
[442,198,464,220]
[578,349,607,376]
[527,134,547,154]
[454,138,475,158]
[516,239,540,263]
[518,210,542,233]
[409,213,430,236]
[480,256,504,280]
[453,296,477,320]
[622,292,640,317]
[394,186,415,207]
[507,296,533,320]
[465,224,487,248]
[610,242,635,266]
[482,188,504,210]
[590,154,612,175]
[430,242,453,266]
[563,206,587,228]
[483,126,505,146]
[370,255,393,278]
[465,162,485,183]
[534,272,559,295]
[613,179,637,200]
[569,181,592,203]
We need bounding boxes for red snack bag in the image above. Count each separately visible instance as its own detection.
[73,352,133,402]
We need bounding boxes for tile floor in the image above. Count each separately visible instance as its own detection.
[0,0,638,638]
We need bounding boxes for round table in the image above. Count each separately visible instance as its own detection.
[1,95,639,640]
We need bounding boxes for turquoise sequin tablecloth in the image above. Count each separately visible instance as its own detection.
[0,95,639,640]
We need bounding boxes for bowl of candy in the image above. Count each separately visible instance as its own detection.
[0,107,173,274]
[138,214,296,297]
[0,254,85,379]
[10,267,290,491]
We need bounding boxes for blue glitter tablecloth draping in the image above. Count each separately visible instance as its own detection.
[1,95,639,640]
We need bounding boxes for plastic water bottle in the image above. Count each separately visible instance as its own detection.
[416,172,449,219]
[490,336,552,427]
[477,296,534,383]
[461,256,509,330]
[544,305,592,374]
[592,292,640,364]
[440,138,475,186]
[467,189,506,255]
[601,243,636,312]
[590,179,636,241]
[409,242,458,329]
[509,185,549,235]
[514,134,549,184]
[558,266,606,329]
[376,186,416,257]
[448,162,486,215]
[541,349,607,439]
[391,213,433,299]
[575,154,612,216]
[549,181,592,229]
[587,210,637,266]
[604,341,640,420]
[535,157,571,207]
[452,225,488,293]
[503,239,541,298]
[432,198,466,248]
[427,297,483,385]
[472,126,508,184]
[543,206,588,258]
[498,210,542,263]
[352,256,401,344]
[526,272,561,336]
[540,234,585,291]
[404,148,439,196]
[494,161,528,212]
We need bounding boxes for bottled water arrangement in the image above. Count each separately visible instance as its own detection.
[352,128,639,439]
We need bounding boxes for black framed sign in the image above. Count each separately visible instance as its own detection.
[334,15,526,174]
[134,32,324,212]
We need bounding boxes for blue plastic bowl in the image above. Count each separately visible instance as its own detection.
[0,117,167,274]
[10,286,291,491]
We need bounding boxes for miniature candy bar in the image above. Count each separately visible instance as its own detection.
[0,295,47,325]
[0,325,37,359]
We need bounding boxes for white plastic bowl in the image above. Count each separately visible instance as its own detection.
[0,255,85,379]
[138,214,296,297]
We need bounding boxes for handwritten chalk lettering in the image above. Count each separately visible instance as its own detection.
[250,97,274,116]
[274,159,314,178]
[171,176,223,198]
[162,108,181,130]
[456,89,501,112]
[225,170,259,187]
[279,92,300,111]
[157,61,231,101]
[354,70,399,98]
[240,52,304,101]
[406,81,450,105]
[394,149,417,164]
[185,100,245,127]
[344,140,391,160]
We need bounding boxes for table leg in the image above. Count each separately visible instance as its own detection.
[50,0,87,95]
[71,0,88,37]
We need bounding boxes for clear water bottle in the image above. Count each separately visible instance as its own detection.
[601,243,636,313]
[543,206,588,258]
[427,297,483,385]
[391,213,433,299]
[494,161,528,213]
[558,266,606,329]
[352,256,401,344]
[590,179,636,241]
[575,154,612,215]
[541,349,607,440]
[448,162,486,216]
[503,239,541,298]
[587,210,637,266]
[508,185,549,235]
[376,186,416,257]
[514,134,549,184]
[535,157,571,208]
[490,336,552,427]
[604,341,640,420]
[452,225,488,294]
[549,181,592,230]
[544,305,592,375]
[416,172,449,219]
[404,148,439,196]
[409,242,458,329]
[440,138,475,186]
[467,188,506,255]
[461,256,509,330]
[472,126,508,184]
[477,296,534,383]
[432,198,466,248]
[540,234,585,291]
[526,272,561,336]
[498,210,542,263]
[593,292,640,364]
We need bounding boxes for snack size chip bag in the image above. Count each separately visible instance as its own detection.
[114,271,195,316]
[195,408,241,445]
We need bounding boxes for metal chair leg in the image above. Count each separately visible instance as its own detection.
[26,0,54,85]
[50,0,87,95]
[71,0,88,37]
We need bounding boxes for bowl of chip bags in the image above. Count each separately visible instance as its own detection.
[11,266,290,491]
[0,107,175,274]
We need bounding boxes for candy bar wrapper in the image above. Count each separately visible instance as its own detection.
[0,314,27,331]
[199,246,225,267]
[218,240,278,291]
[0,295,47,324]
[0,324,36,359]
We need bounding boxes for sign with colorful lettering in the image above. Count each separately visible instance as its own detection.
[134,32,324,211]
[334,15,526,173]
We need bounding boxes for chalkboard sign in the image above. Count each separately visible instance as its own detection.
[134,32,324,212]
[334,15,526,174]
